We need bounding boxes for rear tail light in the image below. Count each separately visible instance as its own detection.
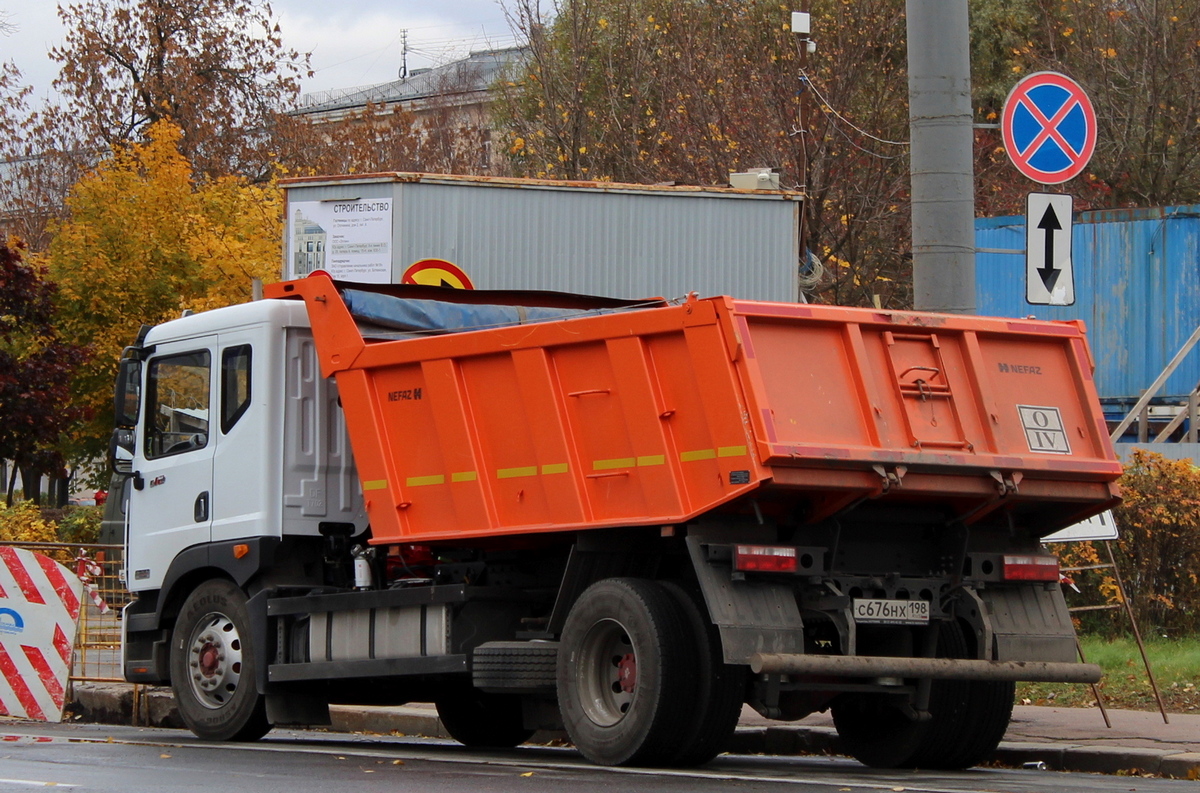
[1002,554,1060,582]
[734,545,798,573]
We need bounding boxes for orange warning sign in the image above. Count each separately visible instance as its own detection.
[401,259,475,289]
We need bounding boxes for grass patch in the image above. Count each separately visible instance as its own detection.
[1016,635,1200,713]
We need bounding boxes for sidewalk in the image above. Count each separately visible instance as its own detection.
[731,703,1200,778]
[60,684,1200,778]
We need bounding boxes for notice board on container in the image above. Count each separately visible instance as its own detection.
[286,198,394,283]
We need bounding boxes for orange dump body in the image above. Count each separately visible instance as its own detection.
[266,277,1122,546]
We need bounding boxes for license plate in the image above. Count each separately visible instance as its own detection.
[852,598,930,625]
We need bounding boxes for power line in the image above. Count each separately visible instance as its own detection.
[799,66,910,148]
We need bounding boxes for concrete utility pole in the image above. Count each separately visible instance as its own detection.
[906,0,976,314]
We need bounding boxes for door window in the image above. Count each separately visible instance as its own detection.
[145,350,211,458]
[220,345,252,434]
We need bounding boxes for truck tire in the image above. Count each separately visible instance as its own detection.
[472,641,558,692]
[830,689,928,768]
[831,621,964,768]
[901,621,973,769]
[557,578,693,766]
[661,583,744,766]
[170,579,270,741]
[906,622,1014,769]
[435,686,534,748]
[832,620,1011,770]
[921,678,1015,769]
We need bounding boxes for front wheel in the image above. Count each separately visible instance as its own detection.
[170,579,270,741]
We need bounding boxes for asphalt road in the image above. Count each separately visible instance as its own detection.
[0,722,1194,793]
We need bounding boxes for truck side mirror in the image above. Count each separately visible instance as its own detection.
[114,358,142,429]
[109,428,135,474]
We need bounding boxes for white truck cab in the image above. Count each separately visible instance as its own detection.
[120,300,366,594]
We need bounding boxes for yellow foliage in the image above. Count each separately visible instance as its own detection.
[38,120,282,460]
[1091,450,1200,635]
[0,501,57,544]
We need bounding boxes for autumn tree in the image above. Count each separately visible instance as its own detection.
[1042,0,1200,206]
[969,0,1200,214]
[51,0,310,179]
[494,0,912,307]
[1061,450,1200,636]
[0,238,87,505]
[41,120,282,461]
[0,90,97,253]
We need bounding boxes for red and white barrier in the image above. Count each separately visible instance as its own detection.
[74,550,109,615]
[0,547,84,722]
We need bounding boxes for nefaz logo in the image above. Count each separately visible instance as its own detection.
[387,388,423,402]
[1017,405,1071,454]
[0,607,25,636]
[999,363,1043,375]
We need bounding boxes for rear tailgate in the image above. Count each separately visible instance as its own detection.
[723,300,1122,530]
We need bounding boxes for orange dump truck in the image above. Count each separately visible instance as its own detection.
[114,275,1120,769]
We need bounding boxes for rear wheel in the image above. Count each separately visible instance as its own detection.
[831,689,929,768]
[170,579,270,741]
[905,622,1014,769]
[435,685,534,748]
[557,578,692,766]
[661,583,745,766]
[832,621,980,769]
[921,677,1014,769]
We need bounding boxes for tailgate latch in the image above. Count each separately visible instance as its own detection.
[990,470,1023,495]
[872,464,908,493]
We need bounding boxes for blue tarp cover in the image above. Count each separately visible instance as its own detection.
[342,289,619,335]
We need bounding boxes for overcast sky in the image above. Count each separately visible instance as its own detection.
[2,0,518,103]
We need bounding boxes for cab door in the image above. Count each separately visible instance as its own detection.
[126,339,216,592]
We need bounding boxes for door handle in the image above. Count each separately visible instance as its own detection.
[194,491,210,523]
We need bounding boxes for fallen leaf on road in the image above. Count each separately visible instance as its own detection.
[521,772,535,777]
[392,760,405,766]
[159,754,171,759]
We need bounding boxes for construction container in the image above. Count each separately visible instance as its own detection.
[267,276,1122,546]
[975,205,1200,403]
[281,173,803,302]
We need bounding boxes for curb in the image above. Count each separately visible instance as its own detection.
[63,684,1200,779]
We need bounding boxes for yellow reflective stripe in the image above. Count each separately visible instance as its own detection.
[497,466,539,479]
[451,471,478,483]
[680,449,717,462]
[637,455,665,466]
[542,463,569,475]
[718,445,748,457]
[362,479,388,491]
[594,457,635,470]
[406,474,445,487]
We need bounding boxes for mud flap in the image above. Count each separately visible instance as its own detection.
[685,531,804,665]
[977,584,1076,663]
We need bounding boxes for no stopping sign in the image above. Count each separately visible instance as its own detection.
[1001,72,1097,184]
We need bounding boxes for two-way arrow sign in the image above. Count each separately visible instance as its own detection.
[1026,192,1074,305]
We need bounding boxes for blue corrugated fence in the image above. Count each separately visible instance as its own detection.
[976,205,1200,403]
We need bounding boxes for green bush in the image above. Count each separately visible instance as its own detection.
[57,505,103,545]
